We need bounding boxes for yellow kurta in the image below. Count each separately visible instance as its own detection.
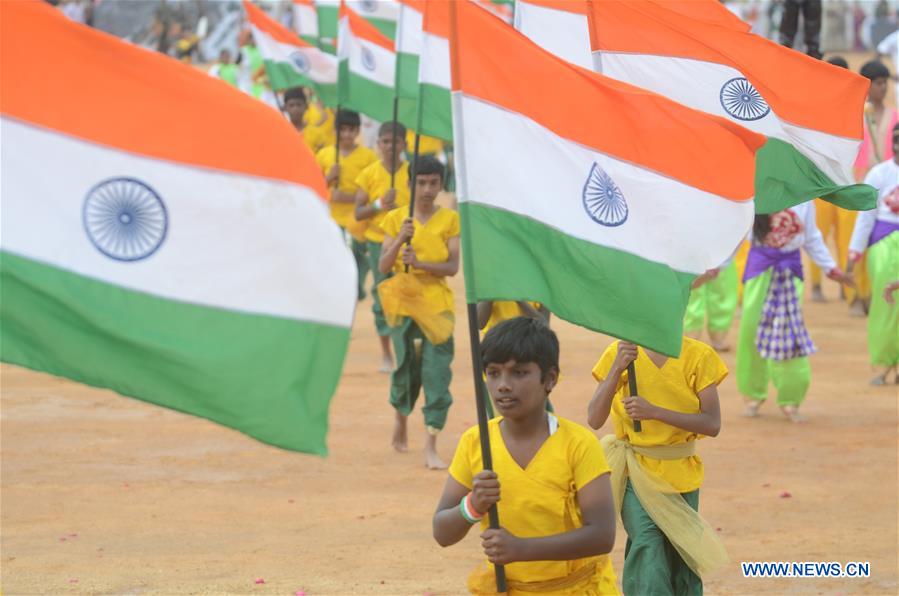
[591,337,727,493]
[449,417,619,595]
[304,103,335,148]
[355,160,411,243]
[299,124,327,154]
[406,129,444,156]
[482,301,543,334]
[381,206,458,313]
[315,144,378,232]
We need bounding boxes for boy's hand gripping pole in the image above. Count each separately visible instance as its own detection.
[627,362,642,432]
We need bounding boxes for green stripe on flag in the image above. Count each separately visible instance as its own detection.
[338,61,396,123]
[419,83,452,141]
[459,203,694,357]
[0,251,349,455]
[755,138,877,214]
[264,60,337,106]
[396,52,419,100]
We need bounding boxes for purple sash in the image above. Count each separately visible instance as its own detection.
[743,246,803,283]
[869,219,899,247]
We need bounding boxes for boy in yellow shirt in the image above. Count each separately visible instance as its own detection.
[315,109,377,301]
[355,121,410,373]
[379,156,458,469]
[588,338,728,596]
[282,87,326,154]
[305,99,336,149]
[433,317,619,595]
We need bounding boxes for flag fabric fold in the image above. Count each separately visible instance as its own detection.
[245,0,338,104]
[586,0,876,213]
[338,3,397,123]
[449,0,765,356]
[0,1,356,455]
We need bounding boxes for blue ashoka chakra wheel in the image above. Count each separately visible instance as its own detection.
[83,177,168,262]
[360,45,376,71]
[719,77,770,121]
[582,163,628,227]
[290,51,311,74]
[360,0,378,13]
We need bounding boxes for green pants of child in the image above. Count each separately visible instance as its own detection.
[866,233,899,367]
[622,480,702,596]
[390,318,453,430]
[366,241,391,336]
[736,269,811,407]
[352,237,370,301]
[684,261,738,334]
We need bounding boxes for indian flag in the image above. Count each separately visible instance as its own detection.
[449,0,764,356]
[347,0,400,40]
[245,1,337,105]
[514,0,750,71]
[395,0,424,99]
[394,0,424,130]
[338,3,396,123]
[419,0,452,140]
[292,0,319,46]
[315,0,339,53]
[0,1,356,455]
[587,0,876,213]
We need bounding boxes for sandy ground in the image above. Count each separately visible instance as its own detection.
[1,240,897,595]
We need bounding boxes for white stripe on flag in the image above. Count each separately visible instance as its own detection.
[1,118,356,327]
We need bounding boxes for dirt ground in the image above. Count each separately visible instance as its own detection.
[2,237,897,595]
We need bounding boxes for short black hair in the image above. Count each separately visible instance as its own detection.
[860,60,891,81]
[336,109,361,128]
[378,120,406,139]
[411,155,445,185]
[825,55,848,69]
[283,87,308,104]
[481,317,559,382]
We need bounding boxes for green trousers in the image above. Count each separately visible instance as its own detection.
[352,238,370,301]
[866,233,899,367]
[684,261,738,334]
[622,480,702,596]
[389,318,454,430]
[365,241,391,337]
[736,269,811,406]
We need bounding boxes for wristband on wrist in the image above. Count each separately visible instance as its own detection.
[459,493,485,524]
[372,199,382,211]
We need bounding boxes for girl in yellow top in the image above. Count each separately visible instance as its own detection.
[588,338,727,596]
[315,110,377,301]
[434,318,619,595]
[379,156,459,470]
[355,121,411,373]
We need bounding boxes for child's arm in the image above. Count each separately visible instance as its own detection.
[624,383,721,437]
[403,236,460,277]
[587,342,637,429]
[379,219,415,274]
[433,471,500,547]
[476,301,494,329]
[479,473,615,564]
[354,188,377,221]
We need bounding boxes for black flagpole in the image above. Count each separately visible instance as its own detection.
[449,2,507,592]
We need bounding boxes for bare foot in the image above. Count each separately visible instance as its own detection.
[425,450,447,470]
[780,405,806,423]
[709,331,731,353]
[742,399,762,418]
[424,430,447,469]
[848,300,866,318]
[870,374,888,386]
[810,285,826,303]
[391,412,408,453]
[378,357,394,374]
